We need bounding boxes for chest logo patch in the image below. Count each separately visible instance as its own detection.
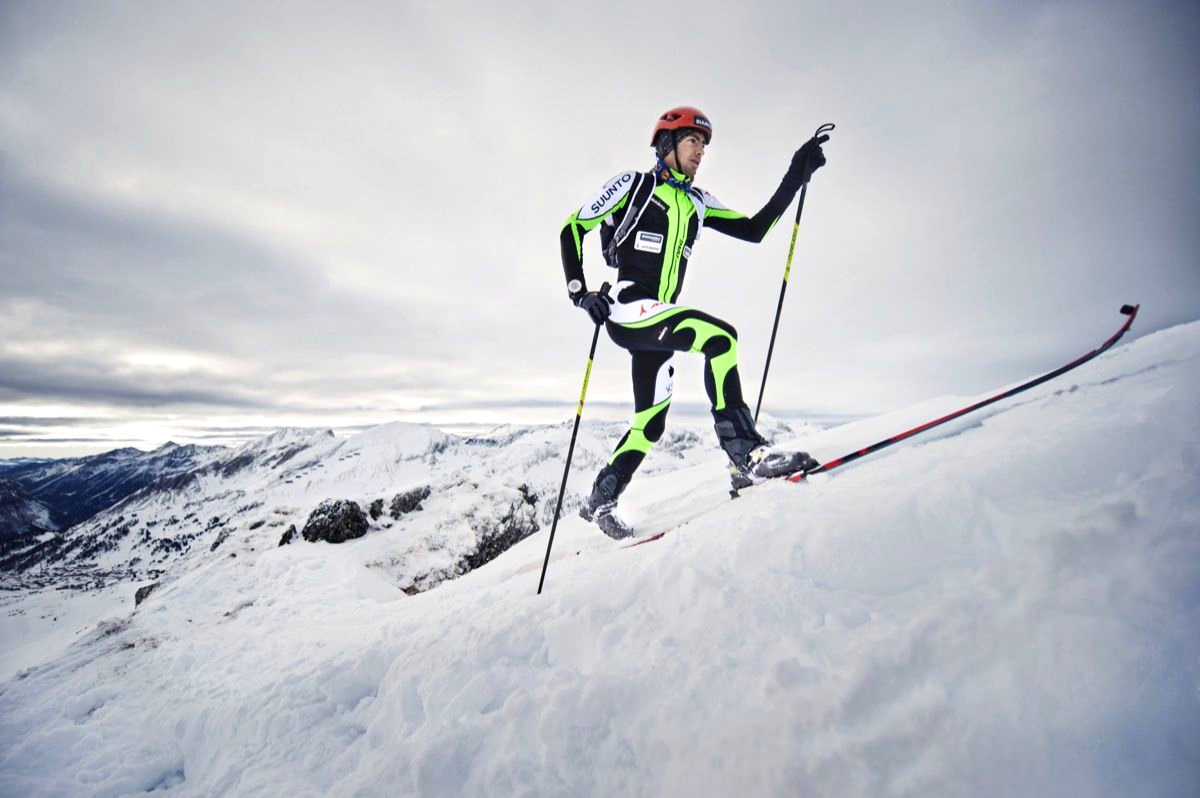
[634,231,664,253]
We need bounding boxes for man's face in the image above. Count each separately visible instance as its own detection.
[668,131,706,178]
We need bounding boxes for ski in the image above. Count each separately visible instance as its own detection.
[787,303,1140,483]
[623,530,668,548]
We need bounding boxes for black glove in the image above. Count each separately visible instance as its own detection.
[574,290,614,324]
[786,135,828,188]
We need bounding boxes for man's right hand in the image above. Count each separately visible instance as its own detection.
[575,291,614,325]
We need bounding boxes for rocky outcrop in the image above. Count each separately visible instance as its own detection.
[301,500,369,544]
[389,486,431,519]
[134,582,160,606]
[461,484,540,572]
[400,483,540,594]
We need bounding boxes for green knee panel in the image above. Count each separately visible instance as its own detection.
[609,396,672,464]
[671,318,738,410]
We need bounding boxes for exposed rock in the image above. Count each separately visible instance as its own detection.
[400,484,541,595]
[143,470,198,495]
[209,528,232,552]
[218,453,255,479]
[135,582,160,606]
[94,617,131,638]
[389,486,431,519]
[265,445,310,469]
[462,484,540,572]
[301,500,368,544]
[278,525,297,546]
[369,498,384,520]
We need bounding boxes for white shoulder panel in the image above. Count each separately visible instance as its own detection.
[576,170,638,222]
[697,187,728,211]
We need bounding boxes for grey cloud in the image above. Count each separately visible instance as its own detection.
[0,354,269,409]
[172,425,295,436]
[0,164,474,402]
[0,167,384,349]
[0,435,131,444]
[0,417,90,427]
[415,398,600,412]
[417,397,731,417]
[0,352,434,416]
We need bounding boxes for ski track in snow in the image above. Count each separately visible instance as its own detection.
[1,322,1199,797]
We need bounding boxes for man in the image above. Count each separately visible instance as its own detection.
[560,105,826,539]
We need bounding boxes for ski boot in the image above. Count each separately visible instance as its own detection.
[713,406,819,495]
[579,465,636,540]
[729,445,821,492]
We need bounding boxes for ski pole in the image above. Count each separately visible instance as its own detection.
[538,282,610,595]
[754,122,835,425]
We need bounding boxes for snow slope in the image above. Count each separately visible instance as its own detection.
[1,319,1198,797]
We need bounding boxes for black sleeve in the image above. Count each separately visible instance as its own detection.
[560,222,587,298]
[702,173,801,243]
[559,171,639,299]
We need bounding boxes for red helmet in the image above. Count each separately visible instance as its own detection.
[650,106,712,146]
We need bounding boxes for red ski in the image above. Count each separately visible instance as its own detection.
[787,304,1140,483]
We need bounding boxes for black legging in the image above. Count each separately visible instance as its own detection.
[603,306,749,478]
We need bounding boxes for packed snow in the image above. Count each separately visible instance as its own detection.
[1,318,1198,797]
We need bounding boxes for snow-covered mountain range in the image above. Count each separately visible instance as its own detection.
[0,442,224,534]
[1,319,1197,797]
[1,414,804,597]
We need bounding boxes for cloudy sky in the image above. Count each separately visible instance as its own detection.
[1,0,1197,458]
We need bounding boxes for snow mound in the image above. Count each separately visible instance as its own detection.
[341,421,452,457]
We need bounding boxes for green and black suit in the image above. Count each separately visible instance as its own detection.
[561,162,804,481]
